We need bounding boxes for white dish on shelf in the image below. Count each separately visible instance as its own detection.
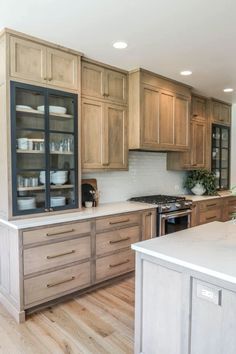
[18,197,36,210]
[37,105,67,114]
[51,196,66,207]
[17,138,28,150]
[16,105,33,111]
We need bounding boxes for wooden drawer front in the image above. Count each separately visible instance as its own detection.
[96,226,140,256]
[23,221,91,245]
[24,236,90,275]
[24,262,90,306]
[96,213,140,232]
[96,249,134,282]
[199,199,221,211]
[199,209,221,224]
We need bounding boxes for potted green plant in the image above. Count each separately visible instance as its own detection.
[184,169,217,196]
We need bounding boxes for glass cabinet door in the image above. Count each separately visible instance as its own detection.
[11,82,78,216]
[211,124,230,190]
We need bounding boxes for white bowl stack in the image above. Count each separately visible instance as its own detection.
[37,106,67,114]
[39,171,54,185]
[51,196,66,207]
[51,171,68,185]
[18,197,36,210]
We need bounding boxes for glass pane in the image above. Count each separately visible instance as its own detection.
[222,128,229,148]
[212,127,220,148]
[221,148,228,169]
[49,132,74,170]
[16,170,46,213]
[49,94,75,133]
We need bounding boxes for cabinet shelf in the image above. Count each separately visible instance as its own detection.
[17,184,74,192]
[16,108,73,119]
[17,150,73,155]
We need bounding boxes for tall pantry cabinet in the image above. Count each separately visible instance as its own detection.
[0,28,82,220]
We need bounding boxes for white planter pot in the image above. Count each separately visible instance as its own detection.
[191,183,206,196]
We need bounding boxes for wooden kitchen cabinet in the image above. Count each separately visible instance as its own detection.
[10,35,79,90]
[82,59,127,104]
[211,99,231,125]
[167,94,209,171]
[142,209,157,240]
[129,68,191,151]
[82,98,128,170]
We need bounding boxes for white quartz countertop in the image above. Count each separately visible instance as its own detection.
[132,221,236,284]
[0,201,156,230]
[181,190,233,202]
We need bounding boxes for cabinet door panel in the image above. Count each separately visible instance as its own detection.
[141,85,159,147]
[159,91,174,146]
[105,104,127,169]
[221,104,231,124]
[192,96,207,119]
[192,120,206,167]
[82,62,105,99]
[47,48,78,90]
[10,37,46,83]
[175,96,189,148]
[82,99,103,169]
[106,70,127,104]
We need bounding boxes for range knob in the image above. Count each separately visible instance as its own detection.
[184,201,192,206]
[166,204,171,209]
[161,206,167,211]
[175,203,181,208]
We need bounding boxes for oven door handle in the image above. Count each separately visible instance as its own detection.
[159,209,192,236]
[160,209,192,220]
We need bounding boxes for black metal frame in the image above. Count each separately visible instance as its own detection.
[11,81,79,216]
[211,124,230,190]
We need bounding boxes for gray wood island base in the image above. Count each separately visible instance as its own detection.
[132,221,236,354]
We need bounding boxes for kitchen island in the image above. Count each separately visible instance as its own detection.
[132,220,236,354]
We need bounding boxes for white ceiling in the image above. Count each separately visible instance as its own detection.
[1,0,236,103]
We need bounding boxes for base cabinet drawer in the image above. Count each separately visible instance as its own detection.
[96,249,134,282]
[24,236,91,275]
[96,213,140,232]
[199,199,221,211]
[24,262,91,306]
[23,221,91,245]
[199,208,221,224]
[96,226,140,256]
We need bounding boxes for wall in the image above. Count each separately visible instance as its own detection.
[82,151,187,203]
[231,104,236,187]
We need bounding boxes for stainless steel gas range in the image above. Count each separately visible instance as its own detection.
[130,195,193,236]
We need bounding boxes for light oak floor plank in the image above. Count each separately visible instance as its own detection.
[0,276,134,354]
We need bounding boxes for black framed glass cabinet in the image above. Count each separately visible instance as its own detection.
[211,124,230,190]
[11,82,79,216]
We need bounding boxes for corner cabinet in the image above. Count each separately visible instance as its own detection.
[210,99,231,126]
[129,69,191,151]
[11,82,79,216]
[81,58,128,171]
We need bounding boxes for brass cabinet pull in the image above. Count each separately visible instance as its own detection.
[46,276,75,288]
[102,162,110,166]
[109,219,130,225]
[46,250,75,259]
[44,208,49,212]
[109,237,130,244]
[46,229,75,237]
[48,77,53,81]
[206,216,217,221]
[146,212,152,216]
[109,259,130,268]
[206,203,217,207]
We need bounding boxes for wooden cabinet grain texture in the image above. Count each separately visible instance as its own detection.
[211,99,231,125]
[142,210,157,240]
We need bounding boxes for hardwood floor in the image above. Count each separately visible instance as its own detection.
[0,276,134,354]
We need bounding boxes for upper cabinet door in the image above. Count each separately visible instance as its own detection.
[192,96,207,119]
[106,70,127,104]
[10,36,47,84]
[159,90,175,147]
[212,100,231,125]
[191,120,206,168]
[82,62,105,99]
[221,104,231,125]
[174,95,190,149]
[47,48,78,90]
[104,103,128,169]
[141,85,160,148]
[81,98,103,169]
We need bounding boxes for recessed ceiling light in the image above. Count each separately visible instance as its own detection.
[223,88,234,93]
[180,70,192,76]
[113,41,128,49]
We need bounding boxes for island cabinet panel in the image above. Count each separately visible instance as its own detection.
[191,279,236,354]
[129,69,191,151]
[137,259,182,354]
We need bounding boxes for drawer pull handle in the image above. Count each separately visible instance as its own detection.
[46,276,75,288]
[46,250,75,259]
[146,212,152,216]
[109,219,130,225]
[109,237,130,244]
[109,259,130,268]
[207,203,217,207]
[46,229,75,237]
[206,216,217,221]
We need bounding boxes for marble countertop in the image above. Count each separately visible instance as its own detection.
[132,220,236,284]
[181,190,233,202]
[0,201,156,230]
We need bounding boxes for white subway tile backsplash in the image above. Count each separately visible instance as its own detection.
[83,151,187,203]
